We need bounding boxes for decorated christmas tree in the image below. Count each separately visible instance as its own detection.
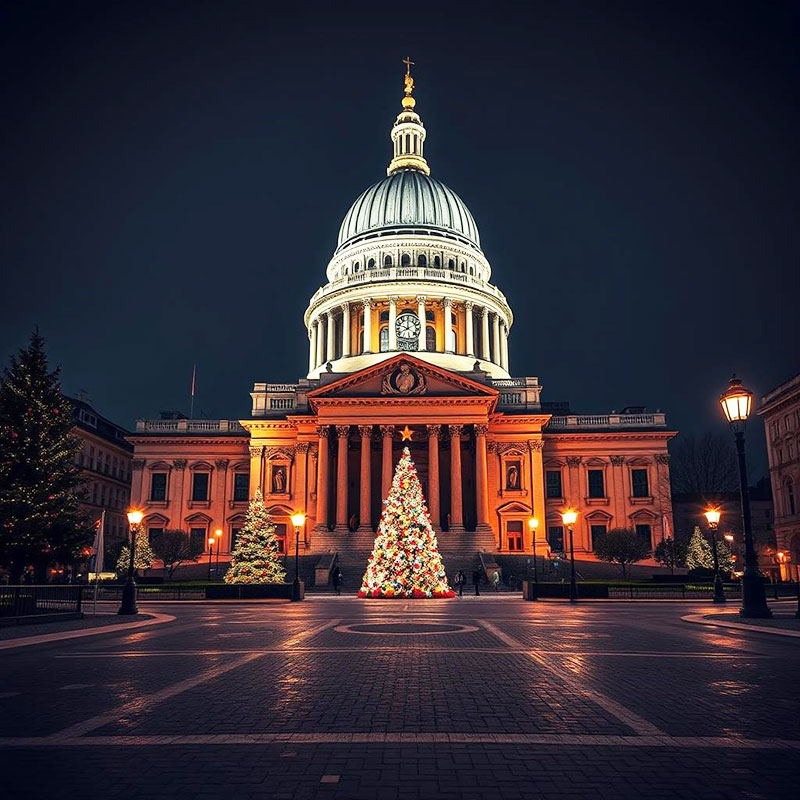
[359,447,453,598]
[224,489,286,584]
[115,528,156,576]
[686,526,712,570]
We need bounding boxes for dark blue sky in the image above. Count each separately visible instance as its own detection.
[1,1,797,476]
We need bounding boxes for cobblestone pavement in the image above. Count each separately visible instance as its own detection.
[1,599,798,798]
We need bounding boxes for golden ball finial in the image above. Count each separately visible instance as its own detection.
[402,95,416,109]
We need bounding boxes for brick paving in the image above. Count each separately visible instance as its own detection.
[0,598,798,798]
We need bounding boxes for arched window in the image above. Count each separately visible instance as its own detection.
[379,310,389,322]
[367,258,375,269]
[405,133,411,152]
[425,310,435,322]
[418,254,427,267]
[787,478,796,516]
[426,325,436,351]
[384,255,393,267]
[469,266,474,275]
[433,255,441,268]
[448,258,455,270]
[460,261,466,272]
[379,326,389,352]
[401,253,411,266]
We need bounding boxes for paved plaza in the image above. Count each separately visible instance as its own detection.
[1,597,798,798]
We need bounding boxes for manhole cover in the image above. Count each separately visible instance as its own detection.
[335,622,477,636]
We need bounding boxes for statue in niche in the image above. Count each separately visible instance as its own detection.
[506,463,520,490]
[272,466,286,494]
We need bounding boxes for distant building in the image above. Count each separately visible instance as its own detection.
[68,396,133,560]
[757,373,800,579]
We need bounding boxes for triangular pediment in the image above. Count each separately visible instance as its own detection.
[307,355,498,406]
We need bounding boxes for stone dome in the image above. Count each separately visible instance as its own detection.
[336,170,481,253]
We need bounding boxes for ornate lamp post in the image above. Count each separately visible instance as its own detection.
[291,512,306,601]
[118,509,143,616]
[528,517,539,600]
[207,537,215,580]
[719,375,772,618]
[561,509,578,603]
[703,509,726,604]
[214,528,222,578]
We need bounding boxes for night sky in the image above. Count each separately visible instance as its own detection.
[1,1,797,477]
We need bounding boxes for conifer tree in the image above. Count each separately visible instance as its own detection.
[115,529,156,576]
[0,331,91,580]
[224,489,286,584]
[686,526,713,570]
[359,447,453,598]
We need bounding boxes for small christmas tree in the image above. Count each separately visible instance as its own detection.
[225,489,286,584]
[359,447,453,598]
[686,526,712,570]
[116,529,155,576]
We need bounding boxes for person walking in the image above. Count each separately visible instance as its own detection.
[332,566,343,595]
[456,569,466,597]
[492,570,500,591]
[472,568,481,596]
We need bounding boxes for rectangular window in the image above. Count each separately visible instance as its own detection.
[547,525,564,552]
[233,473,249,502]
[191,472,209,501]
[507,520,523,551]
[190,528,207,552]
[150,473,167,502]
[148,527,164,547]
[590,524,607,550]
[545,470,563,499]
[631,469,649,498]
[587,469,605,498]
[230,527,240,551]
[274,523,287,554]
[635,524,652,546]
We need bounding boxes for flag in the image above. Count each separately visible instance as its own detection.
[662,514,672,540]
[93,510,105,573]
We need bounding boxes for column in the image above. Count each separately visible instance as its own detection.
[465,301,474,356]
[214,459,229,547]
[341,302,351,358]
[417,296,427,351]
[474,424,490,530]
[610,455,625,525]
[326,310,335,363]
[655,453,672,543]
[308,325,316,373]
[501,323,509,370]
[388,296,398,351]
[481,307,490,360]
[294,443,310,546]
[172,459,188,526]
[426,425,441,528]
[566,456,582,548]
[131,459,146,507]
[315,426,330,530]
[492,313,501,364]
[528,440,546,552]
[380,425,394,499]
[247,448,262,498]
[362,299,372,353]
[448,424,464,532]
[443,298,453,352]
[315,318,324,368]
[358,425,372,530]
[335,425,349,530]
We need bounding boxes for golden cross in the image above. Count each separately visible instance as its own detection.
[400,425,414,441]
[402,56,415,76]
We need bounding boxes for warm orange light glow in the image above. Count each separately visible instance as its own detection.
[528,517,539,531]
[208,537,215,546]
[291,512,307,528]
[704,509,721,527]
[720,375,753,424]
[724,533,734,542]
[127,509,144,526]
[561,509,578,526]
[214,528,222,538]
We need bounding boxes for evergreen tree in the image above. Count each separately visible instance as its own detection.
[714,538,733,573]
[224,489,286,584]
[359,447,453,598]
[686,526,713,570]
[0,331,91,580]
[654,536,687,574]
[115,528,156,576]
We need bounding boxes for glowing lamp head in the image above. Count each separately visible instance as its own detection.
[127,509,144,526]
[208,537,215,547]
[214,528,222,539]
[720,374,753,425]
[528,517,539,531]
[561,509,578,526]
[291,512,306,528]
[704,509,721,527]
[724,533,734,542]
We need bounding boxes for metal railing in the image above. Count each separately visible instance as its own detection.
[135,419,246,433]
[0,585,84,619]
[547,413,667,429]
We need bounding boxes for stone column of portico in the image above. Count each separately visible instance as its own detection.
[308,326,316,373]
[326,310,335,363]
[417,296,427,351]
[566,456,583,549]
[426,424,441,528]
[247,447,263,498]
[362,299,372,353]
[335,426,350,531]
[481,307,490,361]
[315,426,330,530]
[448,424,465,532]
[358,425,372,531]
[474,423,490,530]
[610,455,625,525]
[443,298,453,352]
[528,440,546,552]
[131,459,146,507]
[341,302,351,358]
[388,297,398,351]
[500,323,509,371]
[492,313,501,365]
[380,425,394,499]
[465,301,475,356]
[294,443,310,546]
[315,318,324,368]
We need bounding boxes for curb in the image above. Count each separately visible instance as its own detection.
[0,612,176,651]
[681,613,800,639]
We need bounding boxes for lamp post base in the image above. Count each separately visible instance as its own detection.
[118,578,138,615]
[291,579,302,602]
[739,575,772,618]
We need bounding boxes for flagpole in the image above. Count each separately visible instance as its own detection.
[93,510,105,615]
[189,364,196,419]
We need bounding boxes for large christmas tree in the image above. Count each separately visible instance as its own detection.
[115,528,156,576]
[0,331,92,581]
[359,447,453,598]
[224,489,286,584]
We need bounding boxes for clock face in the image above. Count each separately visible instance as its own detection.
[396,311,421,351]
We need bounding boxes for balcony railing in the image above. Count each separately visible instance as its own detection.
[547,413,667,429]
[135,419,246,433]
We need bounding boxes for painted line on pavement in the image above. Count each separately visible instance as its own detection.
[682,614,800,639]
[480,619,665,737]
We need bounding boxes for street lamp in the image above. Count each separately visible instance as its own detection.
[703,509,726,604]
[207,537,215,580]
[561,509,578,603]
[118,509,143,615]
[528,517,539,600]
[719,374,772,618]
[290,512,306,601]
[214,528,222,578]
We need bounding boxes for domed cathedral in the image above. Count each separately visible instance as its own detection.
[129,63,676,582]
